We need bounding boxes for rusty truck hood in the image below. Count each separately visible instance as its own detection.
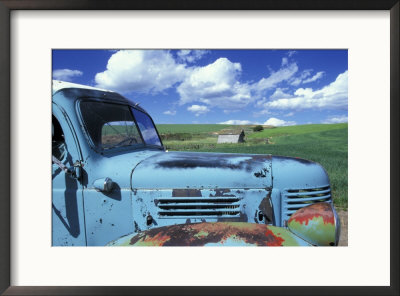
[107,222,311,246]
[131,151,272,189]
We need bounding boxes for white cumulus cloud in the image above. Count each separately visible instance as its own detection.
[264,117,296,126]
[177,58,252,110]
[219,120,254,125]
[289,69,312,86]
[95,50,187,94]
[270,88,292,100]
[187,105,210,116]
[303,71,325,84]
[322,115,348,124]
[178,57,301,111]
[262,70,348,111]
[254,61,298,91]
[177,50,209,63]
[53,69,83,81]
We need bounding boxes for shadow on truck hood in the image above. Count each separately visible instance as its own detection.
[131,151,273,189]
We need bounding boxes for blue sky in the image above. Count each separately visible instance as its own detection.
[52,49,348,126]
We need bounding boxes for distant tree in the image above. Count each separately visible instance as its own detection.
[253,125,264,132]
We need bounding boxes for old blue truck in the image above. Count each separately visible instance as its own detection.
[52,80,340,246]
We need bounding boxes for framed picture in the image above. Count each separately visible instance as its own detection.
[1,1,399,295]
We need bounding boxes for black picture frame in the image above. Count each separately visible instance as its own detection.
[0,1,399,295]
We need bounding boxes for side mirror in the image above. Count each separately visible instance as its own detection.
[53,156,84,181]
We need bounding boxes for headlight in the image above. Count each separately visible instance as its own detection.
[287,202,340,246]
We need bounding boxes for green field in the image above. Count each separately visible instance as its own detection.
[156,124,232,134]
[157,123,348,209]
[248,123,347,138]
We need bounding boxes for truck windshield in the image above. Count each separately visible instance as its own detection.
[79,101,162,151]
[131,107,162,146]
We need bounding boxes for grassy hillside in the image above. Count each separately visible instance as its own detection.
[248,123,347,138]
[157,123,348,209]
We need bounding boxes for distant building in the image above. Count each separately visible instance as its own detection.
[217,130,245,144]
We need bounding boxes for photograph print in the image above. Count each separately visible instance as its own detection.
[51,49,347,246]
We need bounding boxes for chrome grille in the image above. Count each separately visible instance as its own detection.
[281,185,332,225]
[157,197,241,218]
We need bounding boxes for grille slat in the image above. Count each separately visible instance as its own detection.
[157,198,240,204]
[159,211,240,217]
[159,203,240,209]
[286,194,331,205]
[159,205,239,212]
[285,188,331,197]
[157,196,241,218]
[159,214,240,218]
[159,208,240,213]
[281,185,332,226]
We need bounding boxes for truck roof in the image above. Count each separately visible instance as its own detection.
[52,80,114,95]
[52,80,148,114]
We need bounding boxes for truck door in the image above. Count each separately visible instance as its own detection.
[52,103,86,246]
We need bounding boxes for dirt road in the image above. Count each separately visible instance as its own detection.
[337,210,348,246]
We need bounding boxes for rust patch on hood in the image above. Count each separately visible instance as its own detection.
[288,202,335,226]
[128,222,287,246]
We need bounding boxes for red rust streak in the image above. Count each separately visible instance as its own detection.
[288,202,335,226]
[264,228,284,246]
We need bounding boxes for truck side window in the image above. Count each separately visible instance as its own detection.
[80,101,148,150]
[52,115,66,160]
